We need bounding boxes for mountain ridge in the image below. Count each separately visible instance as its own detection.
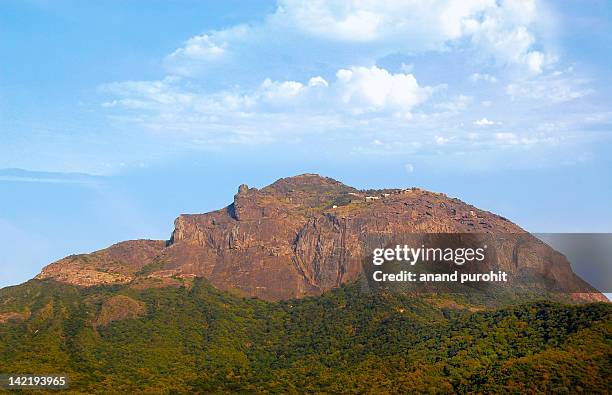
[34,174,605,302]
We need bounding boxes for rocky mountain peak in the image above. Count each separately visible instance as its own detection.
[237,183,249,194]
[35,175,606,302]
[263,173,354,195]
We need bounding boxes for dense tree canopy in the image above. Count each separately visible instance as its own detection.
[0,279,610,393]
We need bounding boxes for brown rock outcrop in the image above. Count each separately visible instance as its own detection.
[35,174,606,302]
[37,240,166,286]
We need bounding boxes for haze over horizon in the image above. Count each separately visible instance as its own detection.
[2,0,612,288]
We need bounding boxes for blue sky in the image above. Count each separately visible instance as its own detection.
[1,0,612,288]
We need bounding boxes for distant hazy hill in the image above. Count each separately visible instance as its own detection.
[0,168,101,184]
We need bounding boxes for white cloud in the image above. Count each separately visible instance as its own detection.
[164,0,555,77]
[273,0,545,60]
[100,76,197,110]
[435,135,450,145]
[308,76,329,87]
[461,1,555,74]
[506,70,592,103]
[335,66,432,115]
[164,25,250,75]
[496,132,516,141]
[259,79,306,102]
[96,0,597,165]
[474,117,500,126]
[103,66,432,118]
[526,51,545,73]
[470,73,497,83]
[404,163,414,173]
[99,65,435,144]
[273,0,385,42]
[169,34,226,61]
[492,131,553,146]
[434,95,473,113]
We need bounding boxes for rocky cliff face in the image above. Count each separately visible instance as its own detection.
[36,174,605,301]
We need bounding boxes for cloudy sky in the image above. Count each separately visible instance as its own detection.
[1,0,612,287]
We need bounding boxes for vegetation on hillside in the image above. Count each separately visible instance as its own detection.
[0,279,610,393]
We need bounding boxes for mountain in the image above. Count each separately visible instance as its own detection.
[1,174,610,392]
[35,173,603,302]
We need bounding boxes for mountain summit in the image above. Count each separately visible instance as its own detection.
[36,174,604,301]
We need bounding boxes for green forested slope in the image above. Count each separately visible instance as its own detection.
[0,279,610,393]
